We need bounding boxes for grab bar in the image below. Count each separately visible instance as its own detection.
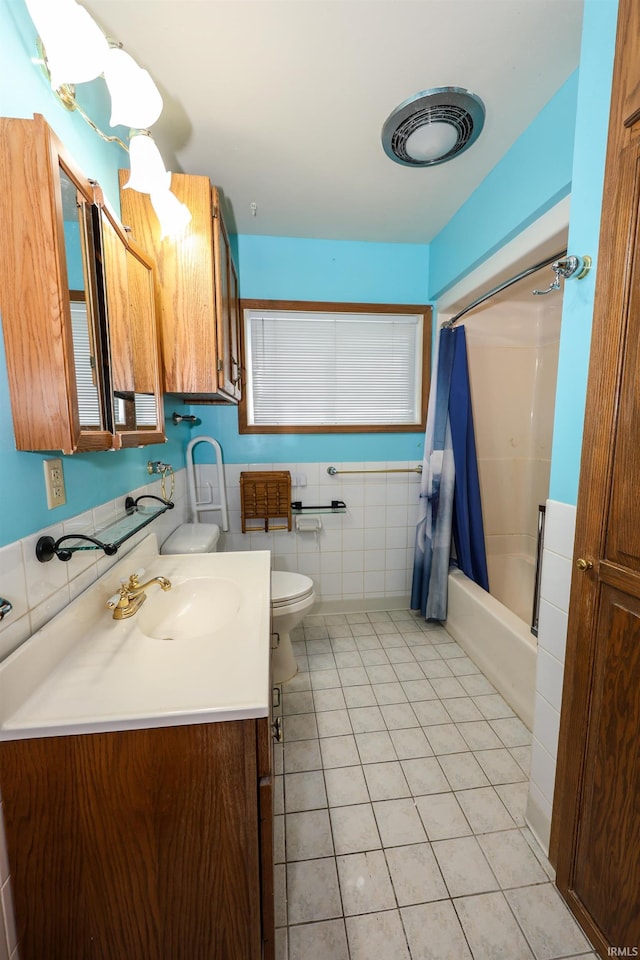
[327,465,422,476]
[531,504,546,637]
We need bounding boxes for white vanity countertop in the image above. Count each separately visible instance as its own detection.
[0,536,272,740]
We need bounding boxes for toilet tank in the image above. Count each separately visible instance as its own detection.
[161,522,220,554]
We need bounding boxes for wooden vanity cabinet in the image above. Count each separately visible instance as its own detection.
[0,715,275,960]
[118,171,242,402]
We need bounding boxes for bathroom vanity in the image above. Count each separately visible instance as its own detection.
[0,539,275,960]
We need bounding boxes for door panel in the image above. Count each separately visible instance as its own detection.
[553,2,640,954]
[571,585,640,947]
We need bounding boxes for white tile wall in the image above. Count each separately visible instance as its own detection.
[196,461,423,609]
[0,471,189,959]
[526,499,577,855]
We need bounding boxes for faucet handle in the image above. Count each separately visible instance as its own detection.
[107,592,122,609]
[126,568,146,588]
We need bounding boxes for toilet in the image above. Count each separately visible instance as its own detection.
[160,522,315,683]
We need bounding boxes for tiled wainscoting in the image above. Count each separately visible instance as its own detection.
[273,609,594,959]
[196,460,423,607]
[526,499,577,853]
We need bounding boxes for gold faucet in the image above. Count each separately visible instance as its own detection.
[107,571,172,620]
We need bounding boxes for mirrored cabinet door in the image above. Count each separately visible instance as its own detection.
[97,204,165,447]
[0,114,114,453]
[0,114,165,453]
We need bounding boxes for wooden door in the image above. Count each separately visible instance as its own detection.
[552,0,640,955]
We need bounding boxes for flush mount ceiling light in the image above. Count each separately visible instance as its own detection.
[382,86,485,167]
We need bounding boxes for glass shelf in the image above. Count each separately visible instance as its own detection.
[36,495,174,562]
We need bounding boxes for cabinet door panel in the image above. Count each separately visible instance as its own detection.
[0,115,113,452]
[0,722,263,960]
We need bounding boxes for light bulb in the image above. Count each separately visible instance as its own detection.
[123,132,171,194]
[27,0,110,87]
[404,121,459,162]
[104,47,163,129]
[150,189,192,239]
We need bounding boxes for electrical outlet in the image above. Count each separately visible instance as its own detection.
[43,458,66,509]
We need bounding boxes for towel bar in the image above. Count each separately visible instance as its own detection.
[327,465,422,476]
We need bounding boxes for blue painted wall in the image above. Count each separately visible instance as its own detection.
[188,236,430,463]
[549,0,618,505]
[0,0,184,547]
[428,73,579,301]
[0,0,618,544]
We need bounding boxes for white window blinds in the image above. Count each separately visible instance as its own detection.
[244,309,423,427]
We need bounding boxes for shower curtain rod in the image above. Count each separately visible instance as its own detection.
[441,249,567,329]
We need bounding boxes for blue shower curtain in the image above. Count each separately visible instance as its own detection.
[411,325,489,620]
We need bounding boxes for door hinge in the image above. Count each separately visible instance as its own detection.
[216,359,224,372]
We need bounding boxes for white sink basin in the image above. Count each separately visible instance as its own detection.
[137,577,243,641]
[0,535,271,739]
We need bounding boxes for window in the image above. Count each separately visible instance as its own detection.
[239,300,431,433]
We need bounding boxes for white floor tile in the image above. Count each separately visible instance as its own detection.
[284,770,327,812]
[315,708,353,738]
[372,798,427,847]
[432,836,499,897]
[324,764,370,807]
[345,909,411,960]
[455,891,535,959]
[330,803,382,855]
[474,747,529,785]
[402,900,473,960]
[401,757,451,796]
[388,727,434,760]
[438,752,490,791]
[355,730,397,764]
[283,738,322,773]
[286,808,334,861]
[336,850,396,915]
[478,829,549,888]
[455,786,516,834]
[385,842,448,905]
[363,761,411,801]
[506,883,592,959]
[348,705,386,733]
[415,792,472,841]
[320,734,360,769]
[286,858,342,925]
[288,919,349,960]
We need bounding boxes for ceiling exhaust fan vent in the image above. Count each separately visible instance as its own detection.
[382,86,485,167]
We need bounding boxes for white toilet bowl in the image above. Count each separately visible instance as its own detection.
[160,523,315,683]
[271,571,315,682]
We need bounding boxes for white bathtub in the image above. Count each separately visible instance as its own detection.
[445,566,537,729]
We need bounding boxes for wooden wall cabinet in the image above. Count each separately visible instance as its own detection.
[119,171,242,402]
[0,114,165,454]
[0,715,276,960]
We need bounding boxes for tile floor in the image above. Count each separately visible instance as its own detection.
[272,609,595,960]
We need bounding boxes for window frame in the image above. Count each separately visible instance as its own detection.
[238,299,432,435]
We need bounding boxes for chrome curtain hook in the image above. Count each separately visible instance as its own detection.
[533,255,592,295]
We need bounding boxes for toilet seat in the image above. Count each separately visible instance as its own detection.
[271,571,314,607]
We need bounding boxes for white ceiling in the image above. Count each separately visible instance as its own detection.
[86,0,584,244]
